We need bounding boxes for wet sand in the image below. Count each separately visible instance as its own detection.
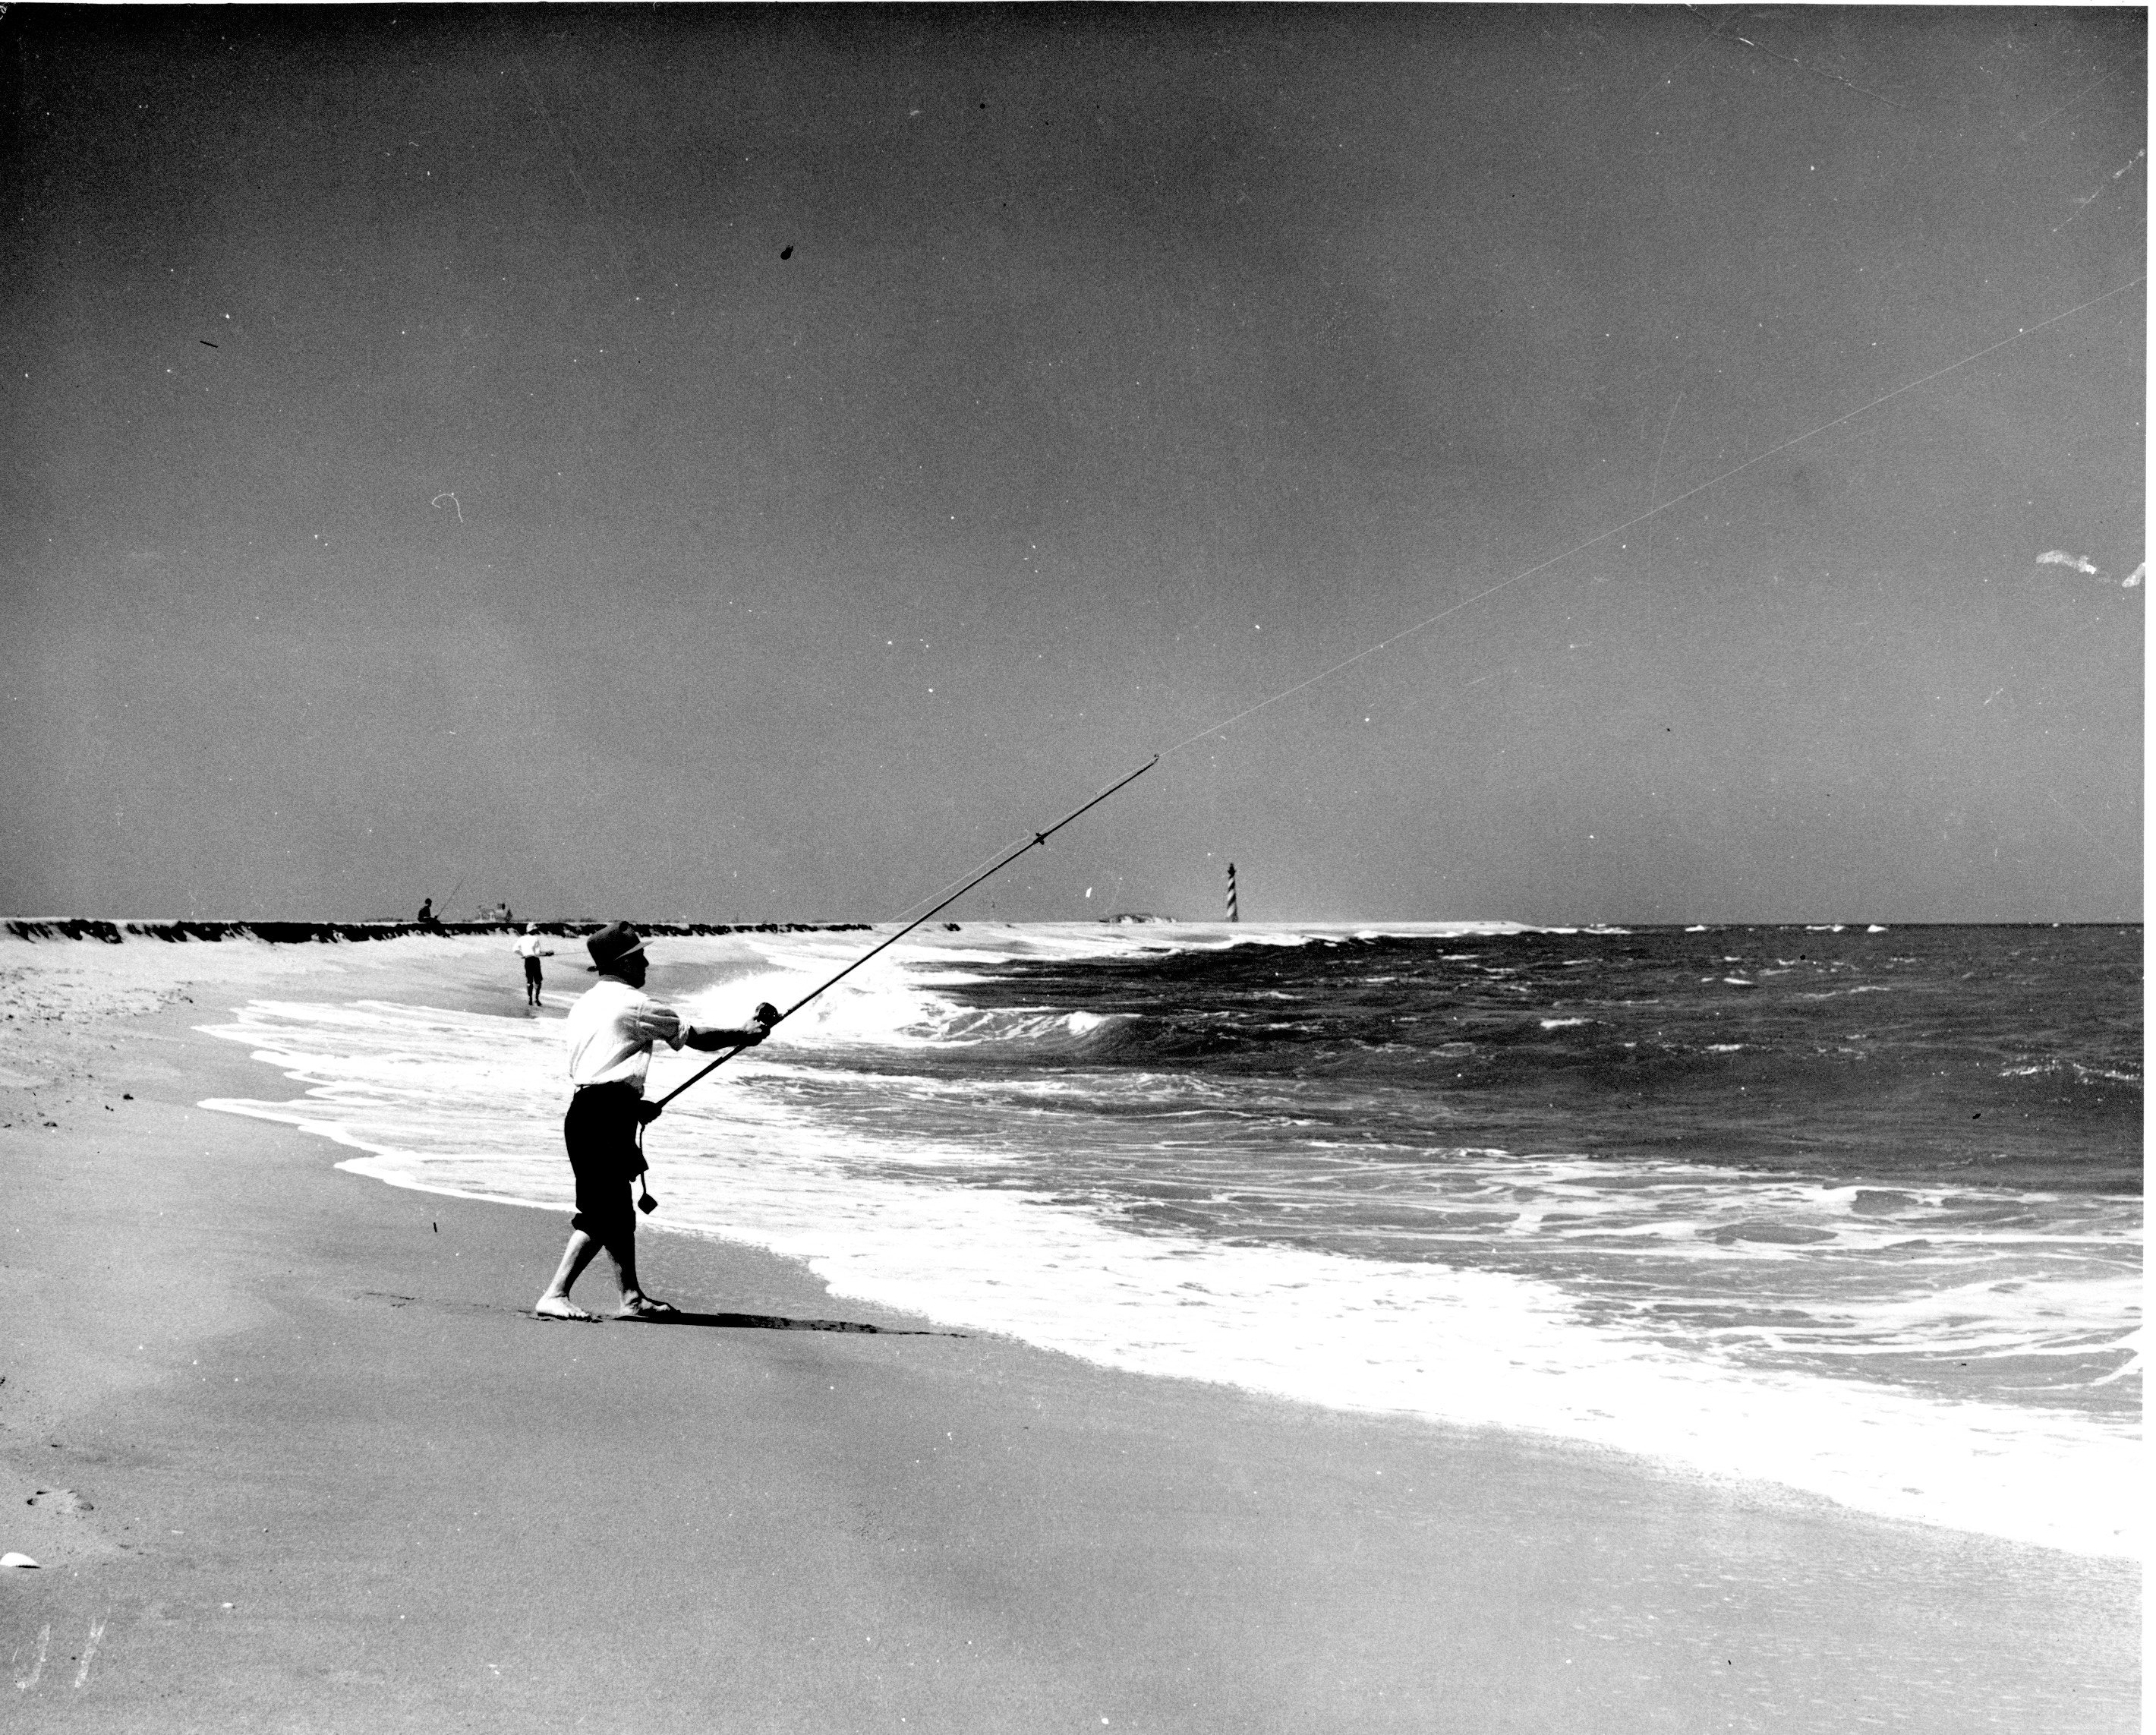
[0,935,2137,1731]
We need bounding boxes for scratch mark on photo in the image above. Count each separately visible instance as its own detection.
[14,1623,50,1691]
[2053,147,2145,233]
[72,1618,106,1690]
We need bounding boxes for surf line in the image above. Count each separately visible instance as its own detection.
[1154,275,2145,760]
[648,755,1159,1111]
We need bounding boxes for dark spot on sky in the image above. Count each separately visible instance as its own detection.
[780,245,793,260]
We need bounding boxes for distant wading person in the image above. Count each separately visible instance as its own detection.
[515,923,555,1008]
[535,922,777,1321]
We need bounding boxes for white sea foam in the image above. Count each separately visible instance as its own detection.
[192,928,2140,1559]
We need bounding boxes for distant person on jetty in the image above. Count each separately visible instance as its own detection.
[535,921,778,1322]
[415,897,438,929]
[515,924,555,1008]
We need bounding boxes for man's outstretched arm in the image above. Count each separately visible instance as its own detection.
[682,1002,781,1052]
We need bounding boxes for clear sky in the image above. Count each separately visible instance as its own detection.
[2,5,2143,924]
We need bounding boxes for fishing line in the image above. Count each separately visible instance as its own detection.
[2022,49,2146,140]
[857,277,2142,943]
[884,837,1046,929]
[1153,276,2145,761]
[513,55,2133,938]
[1641,389,1684,573]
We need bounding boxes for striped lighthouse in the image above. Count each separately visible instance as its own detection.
[1225,861,1240,923]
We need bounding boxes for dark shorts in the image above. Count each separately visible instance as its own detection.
[564,1084,646,1244]
[523,957,544,984]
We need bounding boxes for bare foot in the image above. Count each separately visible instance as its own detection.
[616,1297,679,1321]
[534,1295,598,1321]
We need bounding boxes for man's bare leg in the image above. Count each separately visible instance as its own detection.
[607,1230,676,1317]
[535,1229,604,1319]
[537,1223,671,1319]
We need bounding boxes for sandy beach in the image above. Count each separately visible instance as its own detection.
[0,933,2137,1732]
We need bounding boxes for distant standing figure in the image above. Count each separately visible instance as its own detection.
[534,922,779,1321]
[515,923,555,1007]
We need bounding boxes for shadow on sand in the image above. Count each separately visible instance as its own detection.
[356,1290,960,1336]
[627,1308,961,1337]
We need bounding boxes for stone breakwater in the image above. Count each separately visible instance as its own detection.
[2,920,875,945]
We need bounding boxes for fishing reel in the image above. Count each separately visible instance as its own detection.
[753,1002,782,1028]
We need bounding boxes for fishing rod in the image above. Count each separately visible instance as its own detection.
[418,875,465,926]
[650,753,1158,1112]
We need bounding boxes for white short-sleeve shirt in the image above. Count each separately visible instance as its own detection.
[565,977,686,1090]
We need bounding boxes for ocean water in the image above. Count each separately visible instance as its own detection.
[198,921,2142,1557]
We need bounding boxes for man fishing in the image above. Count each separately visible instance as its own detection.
[530,760,1157,1321]
[514,923,554,1008]
[534,921,778,1322]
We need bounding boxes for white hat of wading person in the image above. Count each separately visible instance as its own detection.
[585,921,645,973]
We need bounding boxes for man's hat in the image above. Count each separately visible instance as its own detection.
[526,923,540,934]
[585,922,646,973]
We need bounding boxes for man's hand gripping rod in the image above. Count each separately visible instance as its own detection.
[650,754,1159,1113]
